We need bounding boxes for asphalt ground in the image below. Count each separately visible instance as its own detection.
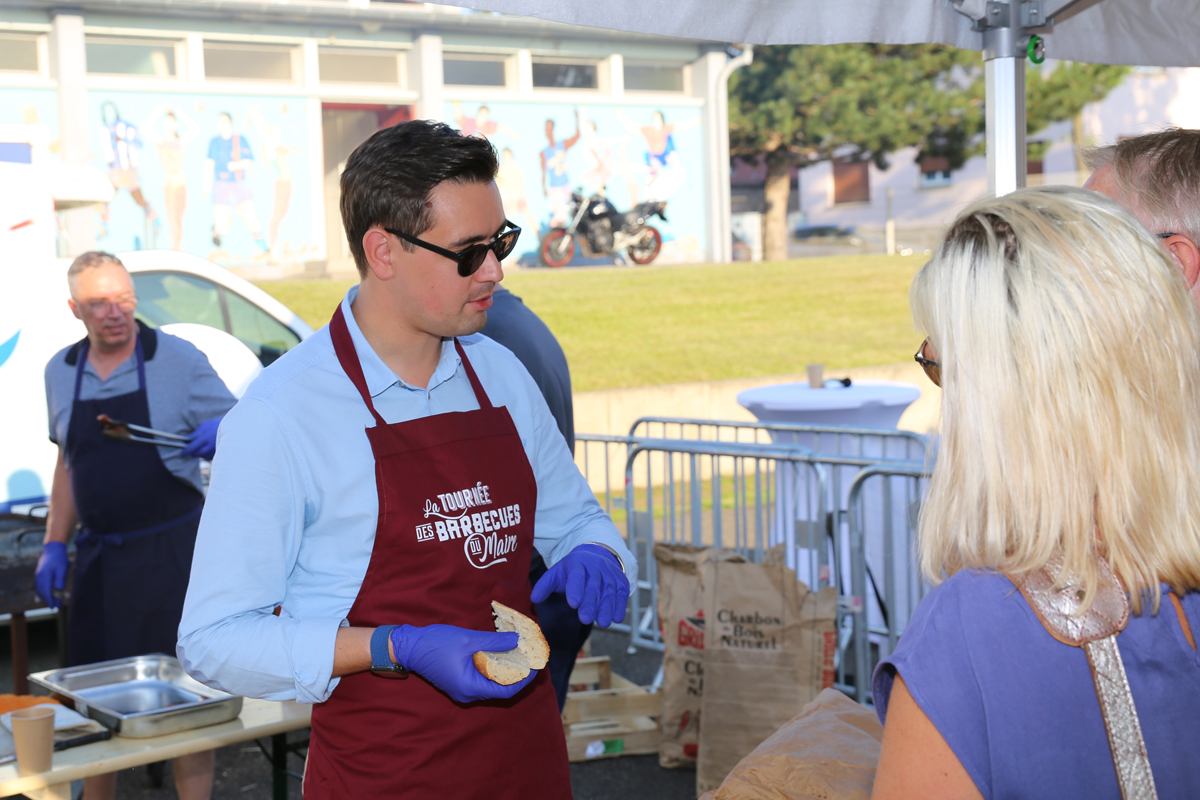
[2,620,697,800]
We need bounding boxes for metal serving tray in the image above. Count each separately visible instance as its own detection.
[29,655,243,738]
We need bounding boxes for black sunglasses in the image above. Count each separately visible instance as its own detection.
[385,221,521,277]
[914,339,941,387]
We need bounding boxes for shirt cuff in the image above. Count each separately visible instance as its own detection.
[289,616,345,704]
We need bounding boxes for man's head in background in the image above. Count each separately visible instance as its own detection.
[1083,128,1200,305]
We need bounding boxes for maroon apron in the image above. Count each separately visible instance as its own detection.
[304,307,572,799]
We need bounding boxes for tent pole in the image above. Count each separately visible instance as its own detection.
[983,7,1027,196]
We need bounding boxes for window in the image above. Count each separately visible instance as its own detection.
[203,43,294,82]
[225,290,301,365]
[532,60,597,89]
[624,63,683,93]
[918,155,953,188]
[85,37,177,77]
[833,161,870,204]
[133,272,225,331]
[0,34,40,73]
[443,56,507,87]
[132,271,301,366]
[319,48,400,85]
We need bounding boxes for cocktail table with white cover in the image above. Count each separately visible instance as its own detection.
[737,380,923,652]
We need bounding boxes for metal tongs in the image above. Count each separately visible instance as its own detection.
[98,414,189,448]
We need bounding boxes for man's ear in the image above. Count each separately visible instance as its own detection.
[67,298,81,321]
[362,227,395,281]
[1166,234,1200,288]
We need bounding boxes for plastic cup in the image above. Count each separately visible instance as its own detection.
[806,364,824,389]
[11,705,55,775]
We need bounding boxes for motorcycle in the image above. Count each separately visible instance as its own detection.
[538,192,667,267]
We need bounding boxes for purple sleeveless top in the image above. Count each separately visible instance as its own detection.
[873,570,1200,800]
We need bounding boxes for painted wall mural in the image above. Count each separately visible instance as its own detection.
[86,92,318,266]
[447,100,707,265]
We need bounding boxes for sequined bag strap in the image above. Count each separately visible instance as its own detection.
[1015,554,1158,800]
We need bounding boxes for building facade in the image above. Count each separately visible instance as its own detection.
[0,1,738,274]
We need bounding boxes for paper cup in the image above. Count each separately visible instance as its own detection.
[806,364,824,389]
[11,705,55,775]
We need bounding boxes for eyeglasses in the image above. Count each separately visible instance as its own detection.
[385,221,521,277]
[82,297,137,315]
[914,339,941,387]
[1157,232,1179,239]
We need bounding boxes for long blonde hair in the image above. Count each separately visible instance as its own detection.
[912,185,1200,613]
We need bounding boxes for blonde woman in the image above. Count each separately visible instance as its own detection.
[872,186,1200,799]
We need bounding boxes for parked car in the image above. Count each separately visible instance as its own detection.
[792,224,863,245]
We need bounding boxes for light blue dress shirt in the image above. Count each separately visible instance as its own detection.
[177,286,635,704]
[44,326,235,493]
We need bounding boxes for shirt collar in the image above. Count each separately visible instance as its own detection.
[339,286,462,399]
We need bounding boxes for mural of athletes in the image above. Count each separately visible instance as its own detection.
[86,92,316,266]
[447,100,706,265]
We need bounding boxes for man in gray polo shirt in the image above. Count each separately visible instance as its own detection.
[35,251,234,800]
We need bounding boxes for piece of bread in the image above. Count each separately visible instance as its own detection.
[472,601,550,685]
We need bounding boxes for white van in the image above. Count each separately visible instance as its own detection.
[0,129,314,512]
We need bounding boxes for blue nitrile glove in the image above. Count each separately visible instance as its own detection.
[389,624,538,704]
[181,416,223,460]
[35,541,69,610]
[530,544,630,628]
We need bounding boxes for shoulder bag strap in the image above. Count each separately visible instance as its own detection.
[1016,555,1158,800]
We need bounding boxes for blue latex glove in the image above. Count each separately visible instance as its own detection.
[389,624,538,704]
[181,416,223,460]
[35,541,69,610]
[530,544,630,628]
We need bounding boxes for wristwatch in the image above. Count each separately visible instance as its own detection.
[369,625,409,678]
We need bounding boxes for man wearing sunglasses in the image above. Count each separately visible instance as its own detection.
[1083,128,1200,307]
[179,120,635,798]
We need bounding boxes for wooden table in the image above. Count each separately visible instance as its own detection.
[0,698,311,800]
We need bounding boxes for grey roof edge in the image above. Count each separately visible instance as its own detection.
[0,0,722,46]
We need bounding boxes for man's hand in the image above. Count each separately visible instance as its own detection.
[389,624,537,704]
[182,417,223,460]
[531,544,630,628]
[35,542,69,610]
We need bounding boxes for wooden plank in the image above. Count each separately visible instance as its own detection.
[609,672,638,690]
[565,716,659,762]
[565,656,612,690]
[562,687,660,725]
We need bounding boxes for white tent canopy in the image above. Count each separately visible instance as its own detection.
[433,0,1200,67]
[432,0,1200,208]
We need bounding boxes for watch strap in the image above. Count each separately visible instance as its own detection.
[370,625,406,675]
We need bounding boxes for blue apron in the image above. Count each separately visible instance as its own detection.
[64,332,204,667]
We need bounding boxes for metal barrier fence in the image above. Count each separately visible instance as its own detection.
[626,419,929,662]
[847,463,933,702]
[574,422,934,697]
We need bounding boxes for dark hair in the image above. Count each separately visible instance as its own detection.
[340,120,499,277]
[218,112,232,122]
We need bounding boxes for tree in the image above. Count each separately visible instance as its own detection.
[730,44,982,261]
[731,45,1128,261]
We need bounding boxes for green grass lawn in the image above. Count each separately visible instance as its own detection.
[256,255,926,392]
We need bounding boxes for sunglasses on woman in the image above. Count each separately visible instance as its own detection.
[385,221,522,277]
[914,339,941,387]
